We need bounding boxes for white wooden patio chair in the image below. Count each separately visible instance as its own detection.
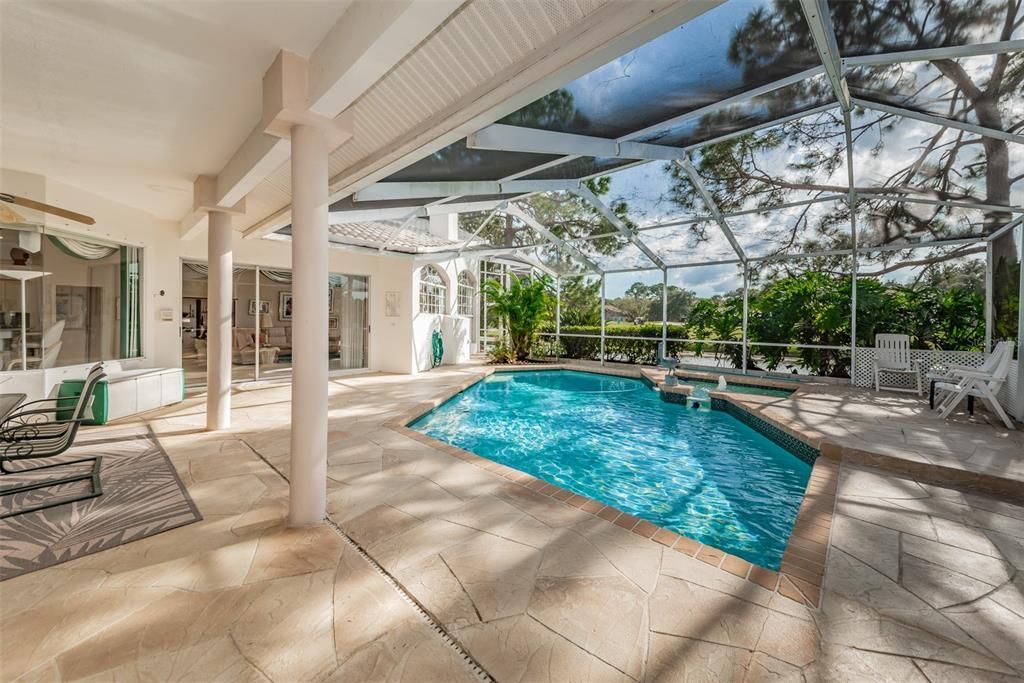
[872,334,922,395]
[934,341,1016,430]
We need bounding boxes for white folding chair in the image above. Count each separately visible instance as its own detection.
[934,342,1015,430]
[872,334,922,395]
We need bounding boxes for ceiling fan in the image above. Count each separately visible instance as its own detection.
[0,192,95,226]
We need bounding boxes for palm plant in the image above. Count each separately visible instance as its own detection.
[481,274,553,362]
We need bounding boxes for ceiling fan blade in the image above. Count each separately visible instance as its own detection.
[0,193,95,225]
[0,203,26,224]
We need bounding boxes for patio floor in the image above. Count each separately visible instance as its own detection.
[2,365,1022,681]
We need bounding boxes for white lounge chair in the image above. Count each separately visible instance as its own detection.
[933,341,1016,430]
[6,341,63,370]
[872,334,922,395]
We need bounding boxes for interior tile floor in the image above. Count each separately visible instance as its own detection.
[2,365,1022,682]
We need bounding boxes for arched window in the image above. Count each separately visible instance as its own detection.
[457,270,475,317]
[419,265,447,314]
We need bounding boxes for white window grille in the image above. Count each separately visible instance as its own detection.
[419,265,447,314]
[457,270,475,317]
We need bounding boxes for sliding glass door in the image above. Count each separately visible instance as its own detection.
[181,262,368,387]
[329,274,369,371]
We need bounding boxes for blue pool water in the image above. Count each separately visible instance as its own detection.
[411,370,811,569]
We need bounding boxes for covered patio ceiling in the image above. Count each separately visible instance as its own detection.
[314,0,1023,276]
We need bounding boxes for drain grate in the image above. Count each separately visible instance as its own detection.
[323,517,494,682]
[240,437,493,682]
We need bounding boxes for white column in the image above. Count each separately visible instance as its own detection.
[555,276,561,361]
[206,210,233,430]
[600,273,606,365]
[984,240,993,353]
[741,264,750,375]
[661,268,668,354]
[289,123,329,527]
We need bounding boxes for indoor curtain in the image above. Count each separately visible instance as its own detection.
[183,262,248,277]
[339,279,367,369]
[119,245,143,358]
[49,235,118,260]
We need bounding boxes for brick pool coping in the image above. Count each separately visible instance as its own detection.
[387,364,836,607]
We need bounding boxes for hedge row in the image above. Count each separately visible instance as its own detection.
[534,323,737,365]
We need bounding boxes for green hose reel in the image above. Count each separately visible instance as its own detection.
[431,329,444,368]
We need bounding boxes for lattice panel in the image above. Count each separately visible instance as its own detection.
[854,349,1021,421]
[853,348,986,391]
[1000,360,1023,421]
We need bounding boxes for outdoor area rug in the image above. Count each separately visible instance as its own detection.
[0,429,201,580]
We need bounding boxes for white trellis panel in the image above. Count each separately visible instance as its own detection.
[854,349,1021,421]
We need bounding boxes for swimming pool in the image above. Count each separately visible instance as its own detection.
[411,370,812,569]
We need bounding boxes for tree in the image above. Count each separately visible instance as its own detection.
[558,276,601,326]
[667,0,1021,279]
[481,274,554,361]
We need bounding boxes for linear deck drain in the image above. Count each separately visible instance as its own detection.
[241,437,493,682]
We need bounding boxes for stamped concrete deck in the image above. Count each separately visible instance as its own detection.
[2,365,1023,682]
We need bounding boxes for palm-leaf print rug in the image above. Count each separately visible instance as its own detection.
[0,429,201,580]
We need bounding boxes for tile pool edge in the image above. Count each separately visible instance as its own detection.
[388,365,836,607]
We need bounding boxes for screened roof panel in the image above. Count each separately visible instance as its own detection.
[687,107,848,212]
[511,192,621,240]
[497,0,819,139]
[848,55,1024,133]
[726,198,852,257]
[604,161,710,229]
[851,111,1023,207]
[457,211,547,249]
[384,140,561,182]
[522,157,640,181]
[640,220,739,266]
[830,0,1021,58]
[519,244,591,275]
[857,200,994,248]
[571,238,659,270]
[634,74,835,148]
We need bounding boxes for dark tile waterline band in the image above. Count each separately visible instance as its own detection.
[391,365,836,607]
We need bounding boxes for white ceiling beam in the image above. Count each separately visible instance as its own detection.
[180,175,246,240]
[307,0,463,117]
[469,123,693,163]
[499,155,580,182]
[501,179,580,194]
[324,0,727,204]
[799,0,850,111]
[204,1,461,238]
[574,185,665,270]
[674,158,747,263]
[216,129,291,208]
[852,98,1024,144]
[354,179,578,202]
[327,206,416,223]
[356,181,501,201]
[469,123,618,157]
[506,205,604,273]
[843,40,1024,67]
[180,211,208,241]
[426,195,530,215]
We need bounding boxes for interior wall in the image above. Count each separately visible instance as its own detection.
[0,169,482,397]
